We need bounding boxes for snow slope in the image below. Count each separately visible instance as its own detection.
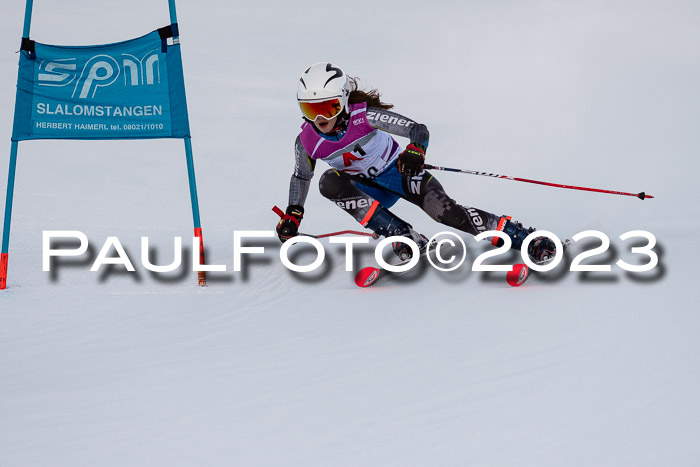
[1,1,699,466]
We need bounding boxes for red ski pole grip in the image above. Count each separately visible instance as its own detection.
[272,205,285,218]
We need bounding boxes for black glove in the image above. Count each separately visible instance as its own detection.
[276,205,304,242]
[397,143,426,176]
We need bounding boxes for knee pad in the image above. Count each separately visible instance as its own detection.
[423,190,459,225]
[318,169,346,200]
[423,190,495,235]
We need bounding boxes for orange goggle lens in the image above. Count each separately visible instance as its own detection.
[299,99,343,121]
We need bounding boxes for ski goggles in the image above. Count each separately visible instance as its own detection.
[299,98,343,121]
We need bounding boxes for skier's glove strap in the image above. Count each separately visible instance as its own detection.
[397,143,426,176]
[276,205,304,243]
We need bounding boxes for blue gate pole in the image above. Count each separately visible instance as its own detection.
[2,0,34,289]
[22,0,34,37]
[184,136,207,286]
[168,0,205,285]
[184,136,202,230]
[167,0,178,25]
[1,143,19,289]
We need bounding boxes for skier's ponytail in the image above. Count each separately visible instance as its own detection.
[347,77,394,110]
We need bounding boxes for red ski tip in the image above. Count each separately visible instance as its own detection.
[506,263,529,287]
[355,267,381,288]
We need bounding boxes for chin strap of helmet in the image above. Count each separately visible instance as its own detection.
[306,110,349,140]
[333,111,349,133]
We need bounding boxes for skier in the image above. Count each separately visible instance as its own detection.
[276,62,555,262]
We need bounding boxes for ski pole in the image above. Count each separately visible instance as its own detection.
[272,206,377,239]
[301,230,377,239]
[424,164,654,200]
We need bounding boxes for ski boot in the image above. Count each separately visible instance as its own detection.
[364,204,428,261]
[390,226,429,262]
[496,216,557,263]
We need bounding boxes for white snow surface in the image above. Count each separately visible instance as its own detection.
[1,1,700,466]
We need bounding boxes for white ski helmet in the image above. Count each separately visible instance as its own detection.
[297,62,352,120]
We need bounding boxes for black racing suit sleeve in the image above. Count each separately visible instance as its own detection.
[365,107,430,149]
[288,134,316,207]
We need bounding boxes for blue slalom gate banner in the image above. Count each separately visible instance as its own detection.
[12,28,190,141]
[2,0,208,290]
